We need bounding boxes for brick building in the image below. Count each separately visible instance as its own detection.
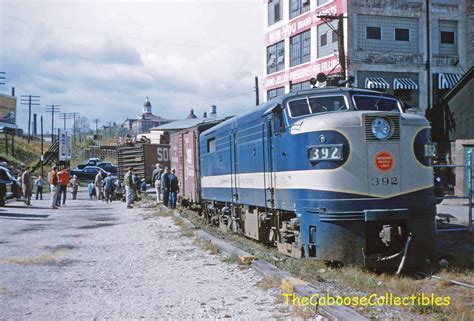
[263,0,471,113]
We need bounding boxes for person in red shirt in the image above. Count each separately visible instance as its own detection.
[57,166,71,206]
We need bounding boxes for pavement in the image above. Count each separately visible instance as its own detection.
[0,190,295,320]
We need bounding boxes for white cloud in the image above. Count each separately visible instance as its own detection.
[0,0,263,132]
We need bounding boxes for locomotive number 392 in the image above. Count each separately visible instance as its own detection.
[371,177,399,186]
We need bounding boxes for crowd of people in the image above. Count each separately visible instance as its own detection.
[15,162,180,210]
[151,164,179,209]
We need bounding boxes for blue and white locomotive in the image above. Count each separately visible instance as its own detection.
[199,78,436,267]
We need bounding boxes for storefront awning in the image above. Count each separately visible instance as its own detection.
[365,77,389,89]
[438,73,461,89]
[393,78,418,90]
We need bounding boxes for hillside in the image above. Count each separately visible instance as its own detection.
[0,137,50,169]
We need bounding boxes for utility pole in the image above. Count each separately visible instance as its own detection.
[0,71,5,85]
[254,76,260,106]
[71,112,79,144]
[45,105,61,142]
[106,121,113,138]
[92,118,100,135]
[59,112,73,130]
[317,14,347,80]
[41,116,44,177]
[20,95,40,143]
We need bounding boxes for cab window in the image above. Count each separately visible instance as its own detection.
[287,95,348,118]
[353,95,401,112]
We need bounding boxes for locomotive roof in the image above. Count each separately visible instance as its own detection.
[201,86,399,135]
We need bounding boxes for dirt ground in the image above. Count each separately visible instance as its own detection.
[0,191,301,319]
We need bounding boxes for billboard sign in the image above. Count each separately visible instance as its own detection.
[0,94,17,126]
[58,130,72,161]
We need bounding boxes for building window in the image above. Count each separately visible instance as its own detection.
[317,0,331,5]
[267,40,285,74]
[439,20,458,55]
[320,33,328,47]
[290,30,311,67]
[289,0,310,20]
[267,87,285,100]
[367,26,381,40]
[268,0,282,26]
[332,30,339,43]
[317,22,338,58]
[291,81,311,92]
[440,31,455,44]
[395,28,409,41]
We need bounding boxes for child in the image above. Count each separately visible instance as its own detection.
[87,182,96,200]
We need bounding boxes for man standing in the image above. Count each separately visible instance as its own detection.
[160,167,170,207]
[168,168,179,209]
[95,170,104,200]
[124,167,134,209]
[152,164,163,204]
[21,167,32,206]
[34,175,44,200]
[70,175,79,200]
[103,173,114,204]
[49,166,59,209]
[57,166,71,206]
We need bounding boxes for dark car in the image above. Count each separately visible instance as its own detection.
[0,166,20,206]
[76,158,101,170]
[97,162,118,174]
[70,166,110,182]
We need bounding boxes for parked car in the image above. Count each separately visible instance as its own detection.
[76,158,101,170]
[97,162,117,174]
[0,166,20,206]
[70,166,110,182]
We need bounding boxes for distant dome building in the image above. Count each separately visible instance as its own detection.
[123,97,173,136]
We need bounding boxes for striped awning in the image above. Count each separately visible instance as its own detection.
[365,77,389,89]
[393,78,418,90]
[438,73,461,89]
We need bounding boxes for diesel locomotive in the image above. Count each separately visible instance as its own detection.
[197,79,436,268]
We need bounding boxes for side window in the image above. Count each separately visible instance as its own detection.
[273,108,285,134]
[207,138,216,153]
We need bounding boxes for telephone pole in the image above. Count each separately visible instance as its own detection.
[59,112,73,130]
[0,72,5,85]
[92,118,101,135]
[45,105,61,142]
[20,95,40,143]
[317,14,347,80]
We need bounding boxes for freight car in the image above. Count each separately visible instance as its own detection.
[117,143,170,182]
[197,76,436,268]
[170,117,230,207]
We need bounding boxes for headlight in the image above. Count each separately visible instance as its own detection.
[371,117,392,140]
[424,143,437,158]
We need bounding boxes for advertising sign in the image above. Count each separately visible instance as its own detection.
[58,130,72,161]
[0,94,17,126]
[264,0,347,46]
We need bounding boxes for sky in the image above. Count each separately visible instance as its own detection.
[0,0,263,134]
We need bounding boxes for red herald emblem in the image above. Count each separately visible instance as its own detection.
[374,151,395,172]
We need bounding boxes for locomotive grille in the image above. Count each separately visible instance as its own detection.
[364,115,400,141]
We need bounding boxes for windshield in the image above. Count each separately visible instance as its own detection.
[353,95,401,112]
[288,95,348,118]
